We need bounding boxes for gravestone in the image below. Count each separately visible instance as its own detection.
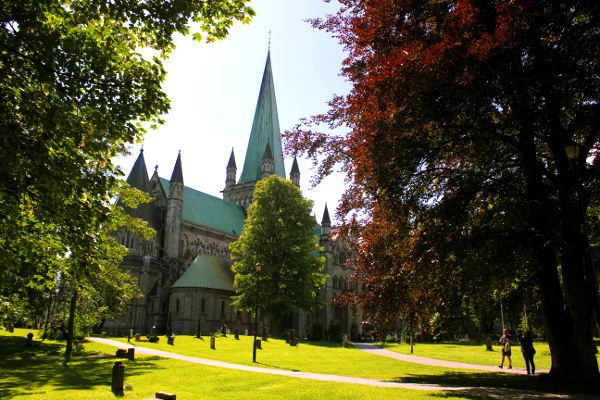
[116,348,128,358]
[262,326,268,341]
[234,328,239,340]
[221,324,227,337]
[210,336,216,350]
[25,332,34,347]
[127,347,135,360]
[111,361,124,396]
[167,336,175,345]
[342,334,349,348]
[134,332,141,342]
[485,337,493,351]
[255,339,262,350]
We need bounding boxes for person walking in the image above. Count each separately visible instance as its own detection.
[498,328,513,369]
[519,331,536,375]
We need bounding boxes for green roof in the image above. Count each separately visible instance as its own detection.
[239,51,286,183]
[160,178,245,236]
[171,255,234,291]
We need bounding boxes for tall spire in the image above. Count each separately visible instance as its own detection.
[170,151,184,184]
[126,148,150,192]
[239,50,286,183]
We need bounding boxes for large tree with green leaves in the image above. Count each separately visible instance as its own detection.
[1,0,253,357]
[286,0,599,385]
[230,176,327,321]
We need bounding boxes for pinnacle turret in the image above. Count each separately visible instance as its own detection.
[170,151,184,185]
[321,203,331,236]
[290,156,300,186]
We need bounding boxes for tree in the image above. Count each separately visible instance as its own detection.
[0,0,253,357]
[0,0,253,302]
[230,175,327,323]
[286,0,599,385]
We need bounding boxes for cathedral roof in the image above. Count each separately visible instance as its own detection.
[126,149,150,192]
[122,149,159,227]
[171,255,234,291]
[160,178,245,237]
[227,148,237,169]
[321,204,331,225]
[170,152,184,184]
[239,51,286,183]
[290,156,300,174]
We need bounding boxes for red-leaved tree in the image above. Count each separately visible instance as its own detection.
[285,0,600,385]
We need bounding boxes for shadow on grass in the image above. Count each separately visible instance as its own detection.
[388,370,600,399]
[0,336,166,399]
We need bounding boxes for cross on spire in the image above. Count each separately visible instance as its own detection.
[268,29,272,50]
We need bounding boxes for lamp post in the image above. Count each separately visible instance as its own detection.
[252,263,262,363]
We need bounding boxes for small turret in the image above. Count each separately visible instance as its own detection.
[321,203,331,236]
[165,152,184,259]
[261,143,274,179]
[290,156,300,187]
[226,148,237,188]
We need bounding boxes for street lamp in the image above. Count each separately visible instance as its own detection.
[252,263,262,363]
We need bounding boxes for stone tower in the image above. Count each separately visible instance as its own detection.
[164,152,184,259]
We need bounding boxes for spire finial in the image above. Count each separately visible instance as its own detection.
[154,165,158,173]
[268,29,272,50]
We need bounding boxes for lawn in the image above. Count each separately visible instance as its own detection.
[0,328,478,400]
[106,332,564,391]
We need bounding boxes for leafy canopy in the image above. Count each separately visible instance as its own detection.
[230,176,327,315]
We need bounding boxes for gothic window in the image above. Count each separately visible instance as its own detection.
[220,300,226,317]
[176,298,180,313]
[201,299,206,313]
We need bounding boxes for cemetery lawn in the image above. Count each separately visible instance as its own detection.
[109,334,555,391]
[0,329,476,400]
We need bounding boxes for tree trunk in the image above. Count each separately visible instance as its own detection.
[520,126,600,385]
[65,288,78,361]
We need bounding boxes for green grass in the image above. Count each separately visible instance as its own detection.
[107,333,563,391]
[0,328,479,400]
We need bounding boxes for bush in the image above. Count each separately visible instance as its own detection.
[328,319,343,342]
[148,335,159,343]
[308,321,324,341]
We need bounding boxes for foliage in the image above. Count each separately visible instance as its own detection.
[328,319,343,342]
[309,321,324,341]
[285,0,600,385]
[230,175,327,316]
[0,0,253,359]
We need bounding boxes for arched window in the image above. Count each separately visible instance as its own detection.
[176,298,180,313]
[201,299,206,313]
[220,300,226,317]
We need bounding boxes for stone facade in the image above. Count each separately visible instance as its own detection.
[105,51,362,339]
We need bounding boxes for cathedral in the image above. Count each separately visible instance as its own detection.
[105,51,362,339]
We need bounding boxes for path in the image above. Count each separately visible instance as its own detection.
[354,343,547,375]
[88,337,592,399]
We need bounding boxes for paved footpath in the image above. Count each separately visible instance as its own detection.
[354,343,547,375]
[88,337,594,399]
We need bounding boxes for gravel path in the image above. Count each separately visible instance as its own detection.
[354,343,548,375]
[88,337,592,399]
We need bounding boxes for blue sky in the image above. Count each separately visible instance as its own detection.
[117,0,349,222]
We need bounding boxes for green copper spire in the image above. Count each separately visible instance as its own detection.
[239,51,286,183]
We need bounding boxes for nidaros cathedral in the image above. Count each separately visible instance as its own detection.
[105,51,363,339]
